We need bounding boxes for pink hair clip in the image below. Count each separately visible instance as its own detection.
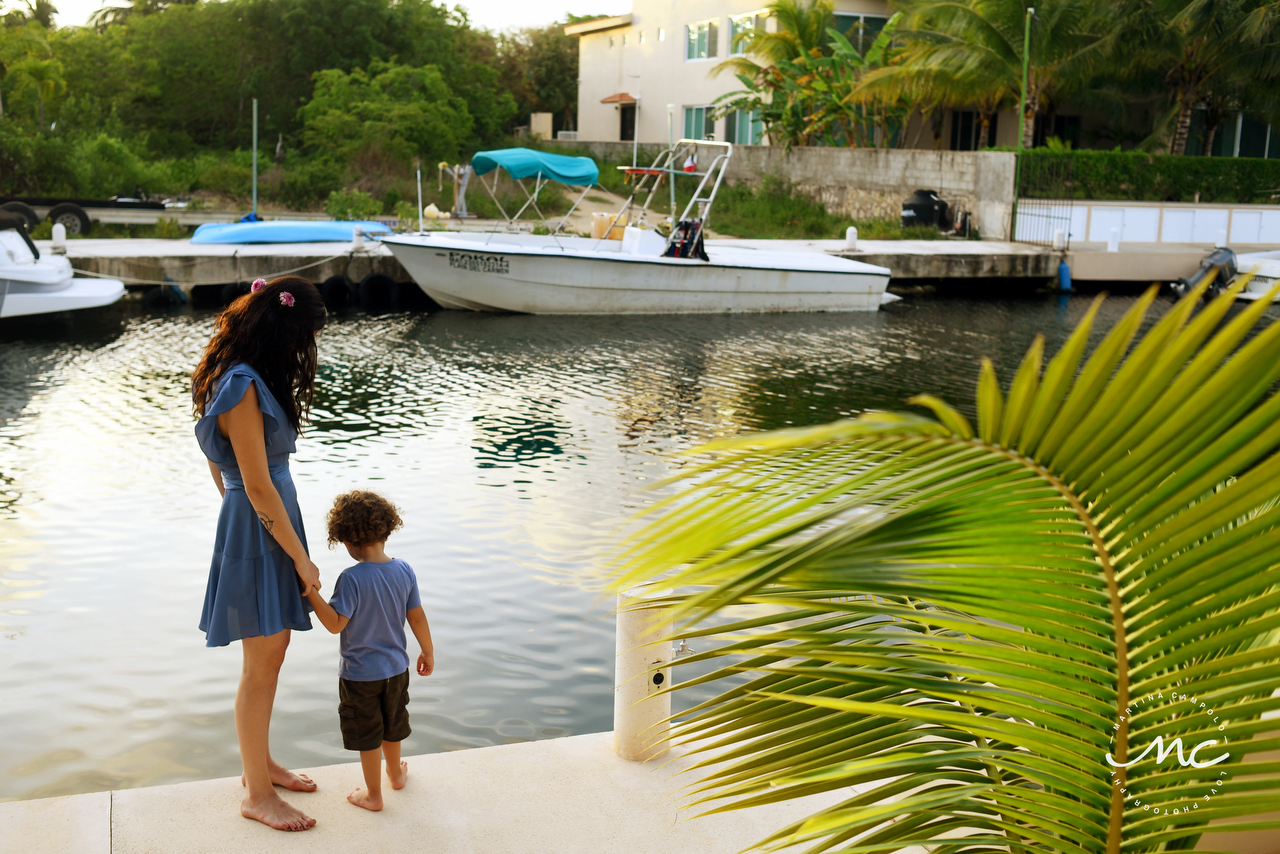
[279,292,295,307]
[251,278,268,292]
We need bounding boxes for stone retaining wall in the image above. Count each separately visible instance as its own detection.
[553,142,1016,239]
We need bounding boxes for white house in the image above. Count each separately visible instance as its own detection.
[566,0,896,148]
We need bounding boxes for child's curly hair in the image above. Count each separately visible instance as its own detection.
[326,490,403,547]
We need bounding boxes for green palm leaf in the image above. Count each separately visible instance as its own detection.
[608,282,1280,853]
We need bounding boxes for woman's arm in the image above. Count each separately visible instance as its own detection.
[407,606,434,675]
[207,459,226,498]
[218,384,321,596]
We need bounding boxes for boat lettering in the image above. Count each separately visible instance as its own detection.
[448,252,509,274]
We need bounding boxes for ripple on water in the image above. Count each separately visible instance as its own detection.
[0,291,1213,801]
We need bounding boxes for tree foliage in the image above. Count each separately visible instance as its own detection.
[300,59,472,166]
[0,0,564,204]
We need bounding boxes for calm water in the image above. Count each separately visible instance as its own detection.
[0,291,1183,802]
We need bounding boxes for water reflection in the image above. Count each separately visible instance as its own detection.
[0,291,1219,802]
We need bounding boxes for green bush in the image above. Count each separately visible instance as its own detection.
[196,161,253,198]
[392,199,421,230]
[152,217,189,239]
[278,160,344,209]
[325,189,383,220]
[1020,149,1280,203]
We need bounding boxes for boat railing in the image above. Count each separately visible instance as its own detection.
[597,139,733,257]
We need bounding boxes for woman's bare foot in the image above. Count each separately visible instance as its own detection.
[347,787,383,811]
[388,760,408,790]
[241,761,317,792]
[241,791,316,831]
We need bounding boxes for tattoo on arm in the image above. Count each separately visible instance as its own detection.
[256,511,274,534]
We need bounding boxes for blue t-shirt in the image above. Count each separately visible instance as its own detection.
[328,558,422,682]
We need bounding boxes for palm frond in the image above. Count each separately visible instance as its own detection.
[607,282,1280,853]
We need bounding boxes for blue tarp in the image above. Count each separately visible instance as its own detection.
[190,220,392,244]
[470,148,598,186]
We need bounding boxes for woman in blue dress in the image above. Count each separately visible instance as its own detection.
[192,275,327,832]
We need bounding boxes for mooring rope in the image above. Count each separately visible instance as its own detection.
[67,251,357,287]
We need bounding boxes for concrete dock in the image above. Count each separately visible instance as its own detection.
[3,730,1274,853]
[33,236,1280,295]
[38,236,1062,293]
[0,732,854,854]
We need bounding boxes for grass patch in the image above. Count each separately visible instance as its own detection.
[848,218,942,240]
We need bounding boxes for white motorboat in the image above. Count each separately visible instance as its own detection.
[1,218,124,318]
[382,142,892,314]
[1231,250,1280,301]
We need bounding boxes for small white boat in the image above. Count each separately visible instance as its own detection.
[1230,250,1280,301]
[1,219,124,318]
[383,142,892,315]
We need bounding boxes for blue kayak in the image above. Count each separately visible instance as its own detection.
[191,221,392,244]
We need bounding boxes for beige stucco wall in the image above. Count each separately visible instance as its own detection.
[575,0,891,145]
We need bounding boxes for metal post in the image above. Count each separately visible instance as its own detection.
[667,104,676,217]
[251,98,258,218]
[417,165,423,234]
[1010,7,1033,241]
[614,588,672,762]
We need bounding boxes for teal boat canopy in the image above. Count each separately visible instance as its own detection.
[470,148,598,186]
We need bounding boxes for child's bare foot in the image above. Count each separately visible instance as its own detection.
[241,792,316,831]
[241,762,317,792]
[388,760,408,790]
[347,787,383,811]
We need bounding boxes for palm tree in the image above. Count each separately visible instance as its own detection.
[610,278,1280,852]
[711,0,837,82]
[4,23,61,130]
[1112,0,1280,156]
[88,0,196,32]
[891,0,1101,148]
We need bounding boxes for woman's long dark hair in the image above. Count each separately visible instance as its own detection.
[192,276,327,433]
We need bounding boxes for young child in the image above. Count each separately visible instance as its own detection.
[306,490,435,812]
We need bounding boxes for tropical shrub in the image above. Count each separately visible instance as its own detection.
[611,280,1280,852]
[324,188,382,221]
[1020,149,1280,203]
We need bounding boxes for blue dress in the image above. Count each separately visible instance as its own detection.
[196,363,312,647]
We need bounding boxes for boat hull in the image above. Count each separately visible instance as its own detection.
[382,233,892,314]
[1232,250,1280,301]
[1,277,126,318]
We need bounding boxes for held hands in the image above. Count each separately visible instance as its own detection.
[417,649,435,676]
[296,557,322,597]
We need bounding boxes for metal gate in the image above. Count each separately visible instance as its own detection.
[1014,155,1075,247]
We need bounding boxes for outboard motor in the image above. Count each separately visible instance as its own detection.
[1171,247,1236,299]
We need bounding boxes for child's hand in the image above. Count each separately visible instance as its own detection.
[417,650,434,676]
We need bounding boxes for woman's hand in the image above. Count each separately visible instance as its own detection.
[296,557,321,597]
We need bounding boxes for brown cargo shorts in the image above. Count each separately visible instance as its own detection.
[338,669,411,751]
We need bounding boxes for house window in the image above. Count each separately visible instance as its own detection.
[949,110,998,151]
[729,14,759,55]
[683,106,715,140]
[658,27,665,41]
[686,20,718,60]
[639,29,645,44]
[622,33,629,46]
[609,36,615,49]
[831,13,889,52]
[724,108,763,145]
